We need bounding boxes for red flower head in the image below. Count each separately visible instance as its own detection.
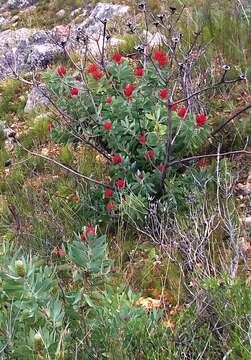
[48,122,54,132]
[71,87,79,96]
[138,134,146,145]
[178,107,188,118]
[80,226,96,241]
[112,154,123,164]
[105,97,113,104]
[92,69,103,80]
[153,49,168,67]
[135,67,144,77]
[196,114,207,128]
[112,51,122,64]
[171,103,178,112]
[159,164,165,173]
[87,63,99,73]
[198,159,207,168]
[57,65,66,77]
[115,178,126,189]
[159,88,169,99]
[103,121,113,131]
[104,188,113,198]
[107,202,116,211]
[146,150,154,161]
[124,84,134,98]
[54,247,65,256]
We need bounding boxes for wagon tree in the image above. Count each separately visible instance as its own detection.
[14,4,249,223]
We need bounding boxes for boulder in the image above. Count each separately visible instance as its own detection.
[24,85,50,113]
[77,2,129,34]
[5,0,39,10]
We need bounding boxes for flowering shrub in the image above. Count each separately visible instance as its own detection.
[45,49,213,216]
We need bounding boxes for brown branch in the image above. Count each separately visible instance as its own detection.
[211,103,251,136]
[173,78,243,107]
[16,140,114,190]
[155,102,173,199]
[168,149,251,167]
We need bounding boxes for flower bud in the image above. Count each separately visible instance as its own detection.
[15,260,26,277]
[33,332,43,351]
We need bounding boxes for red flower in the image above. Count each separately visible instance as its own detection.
[92,69,103,80]
[71,87,79,96]
[48,64,53,70]
[87,63,99,73]
[198,159,207,168]
[112,154,123,164]
[178,108,188,118]
[115,178,126,189]
[107,202,116,211]
[103,121,113,131]
[171,103,178,112]
[135,67,144,77]
[54,247,65,256]
[57,65,66,77]
[112,51,122,64]
[138,134,146,144]
[48,122,54,132]
[124,84,134,98]
[80,226,96,241]
[153,49,168,67]
[196,114,207,128]
[104,188,113,198]
[146,150,154,161]
[105,97,113,104]
[159,164,165,173]
[159,88,169,99]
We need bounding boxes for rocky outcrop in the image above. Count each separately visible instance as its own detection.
[0,28,63,79]
[76,2,129,34]
[3,0,39,11]
[0,2,129,80]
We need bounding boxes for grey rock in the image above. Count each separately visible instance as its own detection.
[0,28,63,79]
[24,85,49,113]
[77,2,129,34]
[0,16,7,27]
[6,0,39,10]
[70,8,82,19]
[56,9,66,18]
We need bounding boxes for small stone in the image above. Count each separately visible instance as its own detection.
[244,216,251,228]
[56,9,66,18]
[70,7,82,18]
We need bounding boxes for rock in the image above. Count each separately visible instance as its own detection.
[77,2,129,34]
[24,85,50,113]
[244,216,251,228]
[0,2,130,80]
[52,25,71,43]
[5,0,39,10]
[143,30,166,48]
[0,28,63,79]
[70,8,82,19]
[0,16,7,28]
[56,9,66,18]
